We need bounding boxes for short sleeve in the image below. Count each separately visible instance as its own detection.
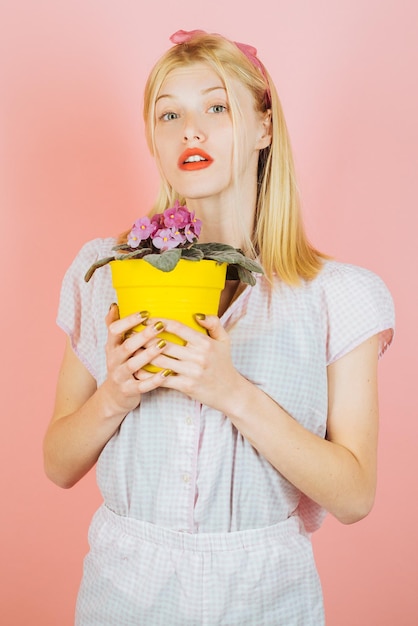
[322,262,395,365]
[57,238,116,379]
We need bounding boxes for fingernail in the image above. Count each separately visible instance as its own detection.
[136,310,150,320]
[194,313,206,320]
[161,369,173,377]
[153,321,164,332]
[157,339,166,349]
[108,302,117,312]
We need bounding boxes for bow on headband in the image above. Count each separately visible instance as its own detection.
[170,29,271,106]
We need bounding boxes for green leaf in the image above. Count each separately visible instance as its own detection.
[201,250,241,264]
[84,256,115,282]
[236,265,257,286]
[194,242,237,255]
[234,255,264,273]
[194,242,263,274]
[115,248,153,260]
[84,240,263,285]
[143,249,182,271]
[112,243,133,252]
[180,247,205,260]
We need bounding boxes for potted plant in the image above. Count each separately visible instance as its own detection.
[84,202,263,361]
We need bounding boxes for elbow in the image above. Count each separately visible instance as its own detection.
[43,440,95,489]
[43,460,78,489]
[44,466,77,489]
[334,491,376,525]
[43,443,80,490]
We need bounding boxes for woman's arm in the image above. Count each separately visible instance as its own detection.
[225,335,379,524]
[136,315,380,524]
[43,306,168,488]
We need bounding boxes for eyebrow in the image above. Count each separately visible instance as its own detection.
[155,85,226,103]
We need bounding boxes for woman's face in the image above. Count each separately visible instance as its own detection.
[153,62,270,206]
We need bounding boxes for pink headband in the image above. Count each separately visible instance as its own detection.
[169,29,271,107]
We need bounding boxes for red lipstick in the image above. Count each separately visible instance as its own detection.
[178,148,213,171]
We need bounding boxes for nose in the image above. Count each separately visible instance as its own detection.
[182,113,206,143]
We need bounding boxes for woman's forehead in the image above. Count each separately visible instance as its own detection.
[155,62,255,108]
[158,63,224,92]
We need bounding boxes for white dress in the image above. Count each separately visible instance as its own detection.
[57,238,395,625]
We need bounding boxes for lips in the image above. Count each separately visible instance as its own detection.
[178,148,213,171]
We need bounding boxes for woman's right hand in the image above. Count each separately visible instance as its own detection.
[43,304,168,488]
[101,304,168,416]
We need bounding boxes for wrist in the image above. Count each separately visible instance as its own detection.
[94,381,136,424]
[222,373,257,423]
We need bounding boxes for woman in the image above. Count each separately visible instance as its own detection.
[44,29,395,624]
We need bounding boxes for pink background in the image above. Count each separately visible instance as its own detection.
[1,1,416,624]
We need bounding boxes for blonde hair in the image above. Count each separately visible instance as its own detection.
[142,32,326,284]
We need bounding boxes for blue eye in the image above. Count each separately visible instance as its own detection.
[161,112,179,121]
[208,105,228,113]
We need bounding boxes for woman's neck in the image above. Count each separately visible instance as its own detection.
[186,195,256,249]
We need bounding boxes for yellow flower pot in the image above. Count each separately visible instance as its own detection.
[110,258,227,372]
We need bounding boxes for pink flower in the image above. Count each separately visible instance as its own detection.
[128,217,156,247]
[187,210,202,238]
[153,228,186,251]
[126,203,201,251]
[163,201,190,228]
[127,231,141,248]
[151,213,165,229]
[184,224,197,243]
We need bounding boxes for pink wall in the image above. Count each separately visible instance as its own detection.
[1,1,416,624]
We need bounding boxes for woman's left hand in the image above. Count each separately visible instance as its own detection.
[134,315,242,411]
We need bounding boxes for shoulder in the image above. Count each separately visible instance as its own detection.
[316,260,394,311]
[68,237,117,269]
[59,236,117,303]
[313,260,395,362]
[60,237,116,283]
[57,238,117,379]
[317,259,389,289]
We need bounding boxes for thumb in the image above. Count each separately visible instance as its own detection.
[194,313,228,341]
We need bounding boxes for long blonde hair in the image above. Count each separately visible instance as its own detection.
[141,32,326,284]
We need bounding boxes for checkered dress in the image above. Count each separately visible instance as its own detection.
[57,238,394,625]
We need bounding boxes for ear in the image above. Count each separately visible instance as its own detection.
[256,110,272,150]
